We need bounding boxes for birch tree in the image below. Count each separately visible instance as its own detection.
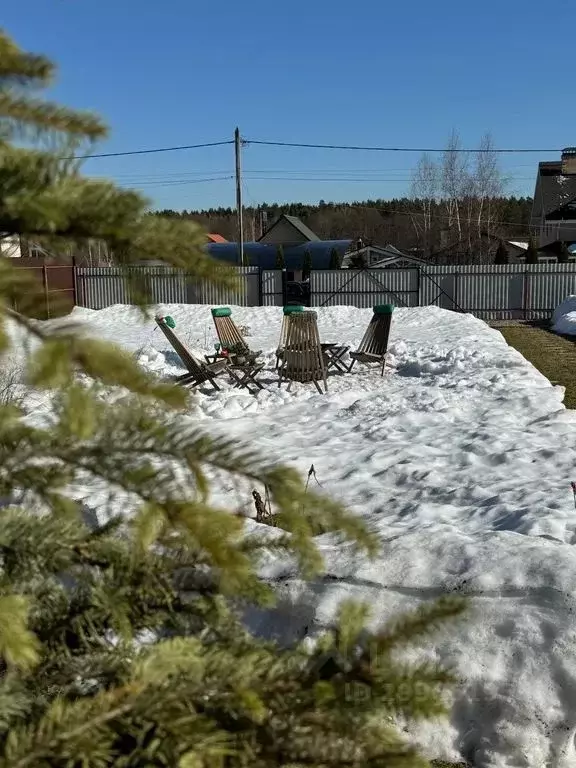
[410,153,439,255]
[441,130,470,243]
[473,132,506,257]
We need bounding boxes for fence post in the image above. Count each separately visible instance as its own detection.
[453,270,459,311]
[257,267,263,306]
[72,256,78,308]
[522,268,529,320]
[42,264,50,319]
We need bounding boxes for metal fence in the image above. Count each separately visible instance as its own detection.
[76,266,262,309]
[10,260,75,319]
[310,268,420,308]
[74,263,576,320]
[310,264,576,320]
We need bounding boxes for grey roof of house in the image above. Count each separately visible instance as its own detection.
[383,244,406,256]
[258,214,320,242]
[535,162,576,217]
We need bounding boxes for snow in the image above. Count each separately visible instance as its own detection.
[552,296,576,336]
[19,303,576,766]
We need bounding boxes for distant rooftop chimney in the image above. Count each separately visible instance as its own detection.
[561,147,576,175]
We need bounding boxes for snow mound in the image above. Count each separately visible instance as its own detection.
[16,302,576,766]
[552,295,576,335]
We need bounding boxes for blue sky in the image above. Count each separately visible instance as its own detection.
[3,0,574,210]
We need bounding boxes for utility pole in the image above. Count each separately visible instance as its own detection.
[234,127,244,266]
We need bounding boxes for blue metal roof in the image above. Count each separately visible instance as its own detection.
[206,240,352,269]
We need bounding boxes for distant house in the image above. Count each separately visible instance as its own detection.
[341,243,416,268]
[428,234,544,264]
[206,233,228,244]
[0,234,45,259]
[531,148,576,253]
[0,235,22,258]
[258,214,320,246]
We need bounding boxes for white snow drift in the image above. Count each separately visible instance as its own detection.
[552,295,576,336]
[26,304,576,767]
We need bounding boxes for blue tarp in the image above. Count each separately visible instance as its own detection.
[206,240,352,269]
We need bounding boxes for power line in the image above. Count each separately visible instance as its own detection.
[243,175,535,183]
[92,162,539,181]
[63,135,563,162]
[64,139,233,160]
[246,138,561,154]
[116,175,233,188]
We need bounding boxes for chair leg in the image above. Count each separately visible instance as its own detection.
[347,359,357,373]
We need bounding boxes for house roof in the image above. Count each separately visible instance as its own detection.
[383,244,406,256]
[258,214,320,242]
[534,162,576,217]
[369,254,426,268]
[206,233,228,243]
[341,243,422,268]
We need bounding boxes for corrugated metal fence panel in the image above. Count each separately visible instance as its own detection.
[75,263,576,316]
[310,269,419,308]
[423,265,527,320]
[525,264,576,320]
[77,267,128,309]
[420,264,576,320]
[76,266,261,309]
[261,270,283,306]
[147,267,187,304]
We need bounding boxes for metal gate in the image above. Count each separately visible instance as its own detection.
[310,268,420,308]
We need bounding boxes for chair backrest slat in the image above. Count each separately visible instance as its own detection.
[356,311,393,357]
[277,305,305,352]
[283,311,325,383]
[212,314,249,353]
[155,316,204,377]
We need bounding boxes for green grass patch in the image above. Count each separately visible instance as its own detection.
[498,326,576,409]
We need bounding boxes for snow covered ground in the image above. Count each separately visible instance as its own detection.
[24,304,576,766]
[552,296,576,336]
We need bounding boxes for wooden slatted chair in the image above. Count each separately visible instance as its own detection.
[211,307,261,360]
[155,315,228,391]
[348,304,394,376]
[275,304,305,369]
[278,310,327,394]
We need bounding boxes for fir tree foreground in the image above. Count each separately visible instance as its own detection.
[0,30,465,766]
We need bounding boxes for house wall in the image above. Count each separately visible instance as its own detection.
[539,221,576,248]
[259,220,310,245]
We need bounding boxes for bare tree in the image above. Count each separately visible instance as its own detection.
[411,131,507,262]
[473,132,505,245]
[441,130,470,245]
[410,153,439,254]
